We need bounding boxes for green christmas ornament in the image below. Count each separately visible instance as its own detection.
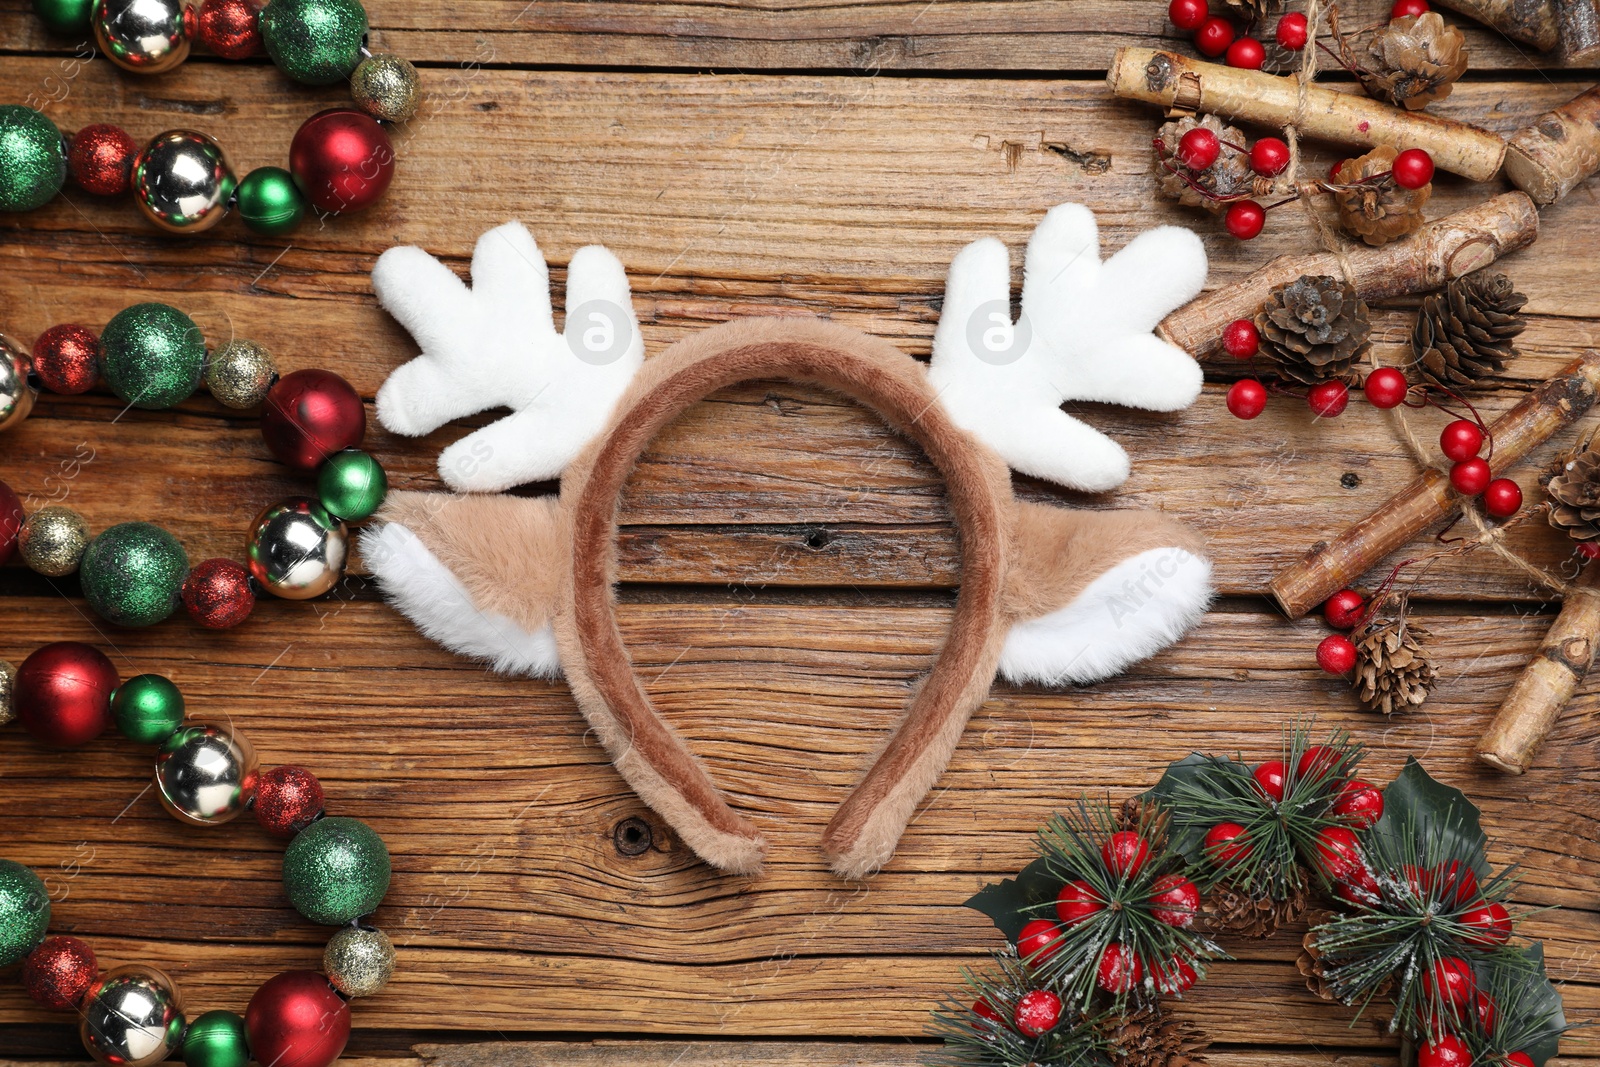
[236,166,307,236]
[99,302,206,409]
[318,448,388,521]
[182,1009,250,1067]
[0,859,49,966]
[282,816,391,925]
[112,674,186,744]
[80,522,190,627]
[259,0,368,85]
[32,0,93,34]
[0,105,65,212]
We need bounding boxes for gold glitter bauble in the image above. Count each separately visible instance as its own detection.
[351,54,419,124]
[0,660,14,726]
[204,340,277,409]
[323,925,394,997]
[18,506,90,577]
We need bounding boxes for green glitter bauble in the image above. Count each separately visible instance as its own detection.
[0,105,65,212]
[0,859,49,966]
[80,522,190,627]
[318,448,388,522]
[99,302,206,409]
[283,816,391,925]
[182,1009,250,1067]
[236,166,306,236]
[32,0,93,34]
[259,0,368,85]
[112,674,186,744]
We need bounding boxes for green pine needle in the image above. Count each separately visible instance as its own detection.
[928,949,1112,1067]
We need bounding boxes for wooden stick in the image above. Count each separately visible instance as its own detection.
[1504,85,1600,206]
[1106,48,1507,181]
[1269,352,1600,619]
[1556,0,1600,58]
[1157,193,1539,362]
[1477,566,1600,773]
[1435,0,1560,50]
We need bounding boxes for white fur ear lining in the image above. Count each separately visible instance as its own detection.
[998,547,1212,686]
[361,523,562,678]
[929,203,1207,493]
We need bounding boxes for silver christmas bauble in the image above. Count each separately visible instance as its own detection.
[324,925,395,997]
[155,722,258,826]
[80,964,185,1067]
[246,497,348,600]
[92,0,193,74]
[131,130,236,233]
[0,334,35,432]
[0,660,15,726]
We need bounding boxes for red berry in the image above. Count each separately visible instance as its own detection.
[1204,821,1251,865]
[1417,1035,1472,1067]
[1484,478,1522,519]
[1451,457,1492,496]
[1364,367,1410,409]
[1222,318,1259,358]
[1392,0,1431,17]
[972,998,1004,1028]
[1393,147,1436,189]
[1017,919,1063,965]
[1308,380,1350,418]
[1252,759,1288,801]
[1250,136,1291,176]
[1276,11,1309,49]
[1312,826,1367,883]
[1432,861,1480,907]
[1317,633,1357,673]
[1336,862,1382,906]
[1226,36,1266,68]
[1096,942,1142,994]
[1440,419,1485,462]
[1195,15,1235,56]
[1055,880,1106,926]
[1013,989,1063,1037]
[1475,991,1498,1032]
[1150,954,1198,994]
[1169,0,1210,30]
[1228,379,1268,419]
[1425,957,1477,1008]
[1102,831,1151,879]
[1459,901,1513,946]
[1581,542,1600,560]
[1331,779,1384,829]
[1148,874,1201,928]
[1506,1053,1536,1067]
[1177,127,1221,170]
[1225,199,1266,239]
[1297,744,1344,782]
[1324,589,1366,629]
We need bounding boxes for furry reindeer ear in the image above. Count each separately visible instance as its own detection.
[928,203,1206,493]
[373,222,645,492]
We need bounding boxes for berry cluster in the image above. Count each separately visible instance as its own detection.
[1167,0,1313,70]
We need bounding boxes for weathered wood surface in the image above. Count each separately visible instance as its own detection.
[2,1,1600,1063]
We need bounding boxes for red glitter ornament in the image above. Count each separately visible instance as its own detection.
[67,124,138,197]
[260,369,367,471]
[246,970,351,1067]
[14,642,119,747]
[0,479,22,566]
[22,936,98,1011]
[253,765,326,836]
[289,109,396,215]
[182,557,257,629]
[31,324,100,394]
[196,0,263,59]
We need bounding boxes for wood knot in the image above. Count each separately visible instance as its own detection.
[613,816,654,856]
[1550,635,1595,675]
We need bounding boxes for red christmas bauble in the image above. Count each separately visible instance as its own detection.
[1460,901,1512,946]
[1016,919,1062,964]
[1168,0,1208,31]
[15,642,118,747]
[1331,779,1384,829]
[1013,989,1062,1037]
[1308,380,1350,418]
[1417,1035,1471,1067]
[253,765,326,835]
[1096,941,1141,993]
[1194,16,1235,56]
[1424,957,1476,1008]
[22,936,98,1011]
[1364,367,1410,409]
[1225,199,1266,240]
[1101,830,1150,879]
[67,124,138,197]
[1225,36,1266,69]
[1204,821,1251,865]
[1484,478,1523,519]
[1148,873,1200,928]
[1227,379,1268,419]
[1316,633,1357,673]
[1392,147,1435,189]
[260,369,367,471]
[1252,759,1287,801]
[1250,136,1290,176]
[31,324,100,394]
[1177,128,1220,171]
[246,971,351,1067]
[1054,879,1105,925]
[1440,419,1484,462]
[0,480,23,566]
[1276,12,1309,49]
[1222,318,1258,358]
[1450,457,1492,496]
[182,557,257,629]
[1311,826,1366,883]
[196,0,263,59]
[1324,588,1365,629]
[289,109,396,215]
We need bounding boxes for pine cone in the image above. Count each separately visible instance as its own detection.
[1255,275,1372,385]
[1117,795,1172,852]
[1351,594,1435,716]
[1411,270,1528,389]
[1331,146,1431,247]
[1546,432,1600,542]
[1154,114,1264,215]
[1297,925,1338,1000]
[1202,871,1309,938]
[1099,1004,1211,1067]
[1362,12,1469,110]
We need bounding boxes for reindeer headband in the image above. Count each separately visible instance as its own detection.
[363,204,1214,879]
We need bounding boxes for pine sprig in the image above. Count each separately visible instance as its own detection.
[928,949,1112,1067]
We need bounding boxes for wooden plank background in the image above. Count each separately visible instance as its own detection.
[2,1,1599,1063]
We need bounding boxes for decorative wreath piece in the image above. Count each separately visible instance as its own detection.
[936,728,1569,1067]
[362,203,1216,878]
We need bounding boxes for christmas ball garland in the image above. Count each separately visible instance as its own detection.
[0,643,395,1067]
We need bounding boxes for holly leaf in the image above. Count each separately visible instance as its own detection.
[965,855,1060,943]
[1368,758,1490,878]
[1482,942,1569,1066]
[1143,752,1252,861]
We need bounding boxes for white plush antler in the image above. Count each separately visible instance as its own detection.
[928,203,1207,493]
[373,221,645,492]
